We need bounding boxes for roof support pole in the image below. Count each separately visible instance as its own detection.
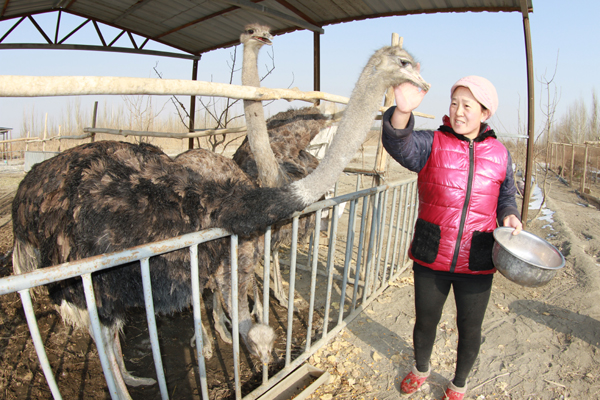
[189,58,199,149]
[313,31,321,95]
[520,0,535,227]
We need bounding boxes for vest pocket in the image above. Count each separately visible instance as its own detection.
[469,231,495,271]
[411,218,440,264]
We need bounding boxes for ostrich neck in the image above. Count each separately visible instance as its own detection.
[242,45,281,187]
[293,74,389,205]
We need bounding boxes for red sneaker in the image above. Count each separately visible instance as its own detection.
[400,366,430,394]
[442,382,467,400]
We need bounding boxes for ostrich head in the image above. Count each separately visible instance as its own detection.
[364,45,431,92]
[247,323,276,364]
[240,24,273,50]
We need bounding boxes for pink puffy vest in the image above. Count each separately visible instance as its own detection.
[409,130,508,274]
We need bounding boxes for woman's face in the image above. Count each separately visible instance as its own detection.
[449,86,491,140]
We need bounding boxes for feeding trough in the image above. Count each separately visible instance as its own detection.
[492,227,565,287]
[258,364,329,400]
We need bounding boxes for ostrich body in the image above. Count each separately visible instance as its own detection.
[12,142,275,399]
[220,45,431,237]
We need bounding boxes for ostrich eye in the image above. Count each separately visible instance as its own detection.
[247,29,255,34]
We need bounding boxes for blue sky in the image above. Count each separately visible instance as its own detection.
[0,0,598,139]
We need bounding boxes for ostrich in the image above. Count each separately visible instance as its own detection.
[237,24,332,307]
[12,44,428,399]
[217,44,431,237]
[12,142,275,399]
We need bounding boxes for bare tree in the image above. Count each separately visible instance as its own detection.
[529,53,560,221]
[157,45,275,153]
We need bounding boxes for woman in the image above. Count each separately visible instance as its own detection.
[382,75,522,400]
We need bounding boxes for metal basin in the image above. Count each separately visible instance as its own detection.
[492,227,565,287]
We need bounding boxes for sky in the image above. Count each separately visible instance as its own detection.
[0,0,598,140]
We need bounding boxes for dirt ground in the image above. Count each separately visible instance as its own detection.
[306,173,600,400]
[1,154,600,400]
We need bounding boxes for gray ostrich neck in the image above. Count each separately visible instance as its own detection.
[242,44,281,187]
[293,74,389,205]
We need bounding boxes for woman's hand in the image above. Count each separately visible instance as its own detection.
[503,214,523,235]
[394,82,428,113]
[390,81,428,129]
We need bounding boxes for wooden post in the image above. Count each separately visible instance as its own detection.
[561,143,566,177]
[570,144,575,185]
[519,1,535,227]
[581,143,589,193]
[373,33,403,186]
[594,147,600,183]
[91,101,98,143]
[188,58,199,150]
[313,31,321,96]
[43,113,47,152]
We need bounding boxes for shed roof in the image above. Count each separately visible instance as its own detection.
[0,0,533,59]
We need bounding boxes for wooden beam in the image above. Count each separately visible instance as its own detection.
[0,75,434,119]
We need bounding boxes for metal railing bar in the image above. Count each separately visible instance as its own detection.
[18,289,63,400]
[321,203,340,338]
[81,273,120,399]
[338,200,356,325]
[337,198,357,326]
[261,226,272,384]
[190,244,210,400]
[305,209,322,352]
[0,228,230,296]
[382,187,399,284]
[230,234,241,400]
[285,216,300,367]
[351,195,369,311]
[140,257,169,399]
[363,192,379,301]
[389,185,405,277]
[373,190,388,292]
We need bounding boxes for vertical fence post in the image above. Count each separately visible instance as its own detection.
[581,143,589,193]
[91,101,98,143]
[561,143,566,177]
[570,144,575,184]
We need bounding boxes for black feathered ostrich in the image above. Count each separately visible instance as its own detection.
[11,44,429,399]
[12,143,275,399]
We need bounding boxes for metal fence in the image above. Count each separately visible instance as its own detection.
[0,176,418,400]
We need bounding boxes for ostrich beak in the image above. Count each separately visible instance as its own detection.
[255,35,273,45]
[407,70,431,92]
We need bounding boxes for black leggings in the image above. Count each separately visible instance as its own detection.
[413,269,493,388]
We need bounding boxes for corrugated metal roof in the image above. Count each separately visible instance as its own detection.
[0,0,533,58]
